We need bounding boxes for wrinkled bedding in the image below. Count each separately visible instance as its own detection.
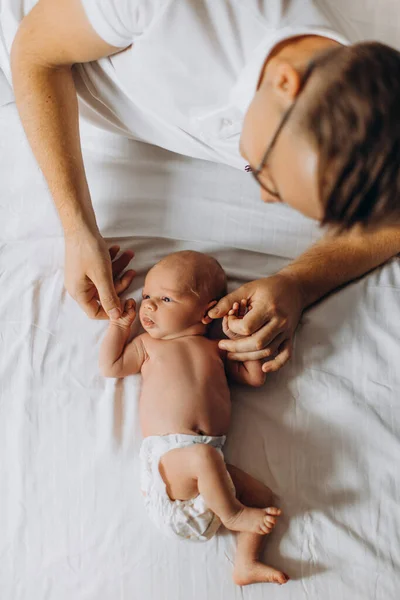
[1,1,400,598]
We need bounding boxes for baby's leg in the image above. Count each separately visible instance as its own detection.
[159,444,277,534]
[227,464,289,586]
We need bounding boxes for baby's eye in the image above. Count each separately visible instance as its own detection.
[142,294,150,300]
[162,297,172,303]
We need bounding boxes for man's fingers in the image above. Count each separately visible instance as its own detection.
[226,333,286,362]
[208,290,248,319]
[219,318,281,353]
[108,245,120,261]
[261,332,285,358]
[69,282,108,320]
[96,274,122,319]
[227,349,272,361]
[79,296,108,320]
[262,340,292,373]
[111,250,135,278]
[114,269,136,295]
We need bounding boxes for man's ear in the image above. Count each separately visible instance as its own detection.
[269,59,302,106]
[202,300,217,325]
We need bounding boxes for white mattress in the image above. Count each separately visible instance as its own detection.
[1,2,400,599]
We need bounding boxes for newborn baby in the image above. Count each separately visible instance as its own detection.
[99,250,288,586]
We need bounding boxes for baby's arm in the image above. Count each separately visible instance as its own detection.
[99,299,146,378]
[225,356,266,387]
[222,300,266,387]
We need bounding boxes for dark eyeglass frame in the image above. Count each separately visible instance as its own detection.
[246,60,316,198]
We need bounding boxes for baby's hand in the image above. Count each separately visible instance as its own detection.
[222,299,249,340]
[109,298,136,329]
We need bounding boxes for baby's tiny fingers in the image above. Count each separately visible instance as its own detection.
[266,507,281,516]
[239,299,247,317]
[229,302,239,317]
[125,298,136,310]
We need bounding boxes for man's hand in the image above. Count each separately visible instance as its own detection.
[209,274,305,373]
[64,229,135,319]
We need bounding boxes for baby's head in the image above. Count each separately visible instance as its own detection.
[139,250,227,339]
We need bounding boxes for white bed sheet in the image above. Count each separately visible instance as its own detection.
[1,2,400,599]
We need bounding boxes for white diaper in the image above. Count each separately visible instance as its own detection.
[139,433,232,542]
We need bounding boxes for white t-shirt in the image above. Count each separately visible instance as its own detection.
[0,0,350,168]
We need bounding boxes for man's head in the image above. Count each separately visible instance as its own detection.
[241,38,400,230]
[139,251,227,339]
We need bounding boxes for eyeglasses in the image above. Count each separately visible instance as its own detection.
[246,60,316,198]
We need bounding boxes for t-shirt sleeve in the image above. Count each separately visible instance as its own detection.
[80,0,158,48]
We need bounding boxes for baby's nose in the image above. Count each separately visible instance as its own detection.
[144,299,156,311]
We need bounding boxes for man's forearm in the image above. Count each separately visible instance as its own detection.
[11,34,96,234]
[279,226,400,308]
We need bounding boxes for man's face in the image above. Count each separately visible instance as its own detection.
[240,77,324,221]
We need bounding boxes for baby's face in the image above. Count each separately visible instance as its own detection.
[139,263,207,339]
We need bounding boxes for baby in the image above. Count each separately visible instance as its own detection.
[99,250,288,586]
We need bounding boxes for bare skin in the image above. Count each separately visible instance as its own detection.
[11,1,400,366]
[99,251,289,585]
[229,465,289,586]
[209,35,400,368]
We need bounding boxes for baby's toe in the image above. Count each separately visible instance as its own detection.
[266,507,281,516]
[265,515,276,527]
[275,572,290,585]
[260,522,272,534]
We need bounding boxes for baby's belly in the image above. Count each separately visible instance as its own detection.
[140,387,231,438]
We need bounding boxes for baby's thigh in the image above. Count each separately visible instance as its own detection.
[159,446,200,501]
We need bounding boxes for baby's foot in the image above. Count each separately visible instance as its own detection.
[222,506,281,535]
[233,560,289,586]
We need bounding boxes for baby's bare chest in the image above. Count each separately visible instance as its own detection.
[140,337,230,436]
[141,337,228,396]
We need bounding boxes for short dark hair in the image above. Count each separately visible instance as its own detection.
[299,42,400,230]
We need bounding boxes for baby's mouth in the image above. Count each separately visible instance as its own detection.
[142,315,155,327]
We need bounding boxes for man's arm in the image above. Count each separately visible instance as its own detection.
[11,0,134,319]
[279,225,400,308]
[210,225,400,371]
[11,0,122,235]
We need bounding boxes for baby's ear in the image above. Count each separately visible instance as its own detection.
[201,300,217,324]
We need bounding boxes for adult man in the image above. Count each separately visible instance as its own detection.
[4,0,400,372]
